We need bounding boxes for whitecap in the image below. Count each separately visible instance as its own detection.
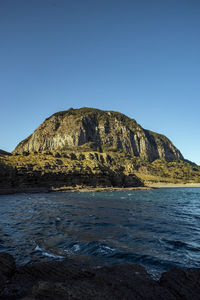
[102,245,115,251]
[72,244,80,252]
[35,245,43,252]
[99,245,115,254]
[42,251,63,259]
[34,244,63,259]
[64,249,72,255]
[64,244,81,254]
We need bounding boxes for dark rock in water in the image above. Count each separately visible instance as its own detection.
[1,253,200,299]
[0,252,16,285]
[0,252,16,277]
[159,268,200,299]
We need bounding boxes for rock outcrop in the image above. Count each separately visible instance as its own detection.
[0,149,11,156]
[0,151,144,193]
[13,108,184,162]
[0,253,200,299]
[2,108,198,193]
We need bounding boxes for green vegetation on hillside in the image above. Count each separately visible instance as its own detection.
[1,108,199,189]
[1,150,200,185]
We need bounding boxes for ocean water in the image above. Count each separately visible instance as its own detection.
[0,188,200,278]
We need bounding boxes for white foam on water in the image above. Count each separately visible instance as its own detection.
[64,244,81,254]
[35,245,43,252]
[99,245,115,254]
[72,244,81,252]
[64,249,72,255]
[35,244,63,259]
[103,245,115,251]
[42,251,63,259]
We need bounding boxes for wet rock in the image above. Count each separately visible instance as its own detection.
[159,268,200,300]
[0,252,16,279]
[1,255,200,299]
[1,282,24,299]
[32,281,70,299]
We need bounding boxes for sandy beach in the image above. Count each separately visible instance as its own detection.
[147,183,200,188]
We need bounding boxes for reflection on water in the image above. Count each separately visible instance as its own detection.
[0,188,200,278]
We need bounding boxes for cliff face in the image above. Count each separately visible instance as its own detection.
[0,151,144,193]
[13,107,183,162]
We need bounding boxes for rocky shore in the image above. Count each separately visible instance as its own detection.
[52,186,154,192]
[0,185,154,195]
[0,253,200,299]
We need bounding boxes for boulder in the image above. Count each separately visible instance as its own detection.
[0,252,16,283]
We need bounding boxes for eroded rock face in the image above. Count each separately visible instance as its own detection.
[13,108,184,162]
[0,151,144,193]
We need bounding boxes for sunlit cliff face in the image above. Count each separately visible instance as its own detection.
[13,107,183,163]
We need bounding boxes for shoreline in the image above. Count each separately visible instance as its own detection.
[52,186,155,193]
[0,186,153,195]
[0,183,200,195]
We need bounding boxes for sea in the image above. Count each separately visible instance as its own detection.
[0,188,200,279]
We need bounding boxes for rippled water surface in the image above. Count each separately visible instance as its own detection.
[0,188,200,278]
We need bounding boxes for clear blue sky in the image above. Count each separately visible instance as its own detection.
[0,0,199,164]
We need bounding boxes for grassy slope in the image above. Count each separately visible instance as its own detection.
[1,150,200,185]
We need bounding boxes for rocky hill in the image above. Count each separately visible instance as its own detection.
[1,108,200,193]
[13,107,183,163]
